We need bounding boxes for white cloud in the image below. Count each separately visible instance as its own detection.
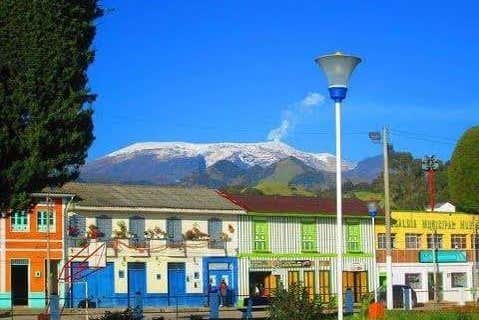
[267,92,324,142]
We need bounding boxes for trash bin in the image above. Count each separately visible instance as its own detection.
[368,302,385,319]
[37,313,50,320]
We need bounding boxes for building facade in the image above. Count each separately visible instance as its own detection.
[376,210,479,303]
[0,194,73,308]
[58,183,245,308]
[223,194,379,304]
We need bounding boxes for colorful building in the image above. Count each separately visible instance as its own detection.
[223,194,379,304]
[375,210,479,303]
[0,193,74,308]
[57,183,245,308]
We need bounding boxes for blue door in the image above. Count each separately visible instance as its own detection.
[128,262,147,307]
[207,263,233,306]
[168,263,186,306]
[71,262,115,307]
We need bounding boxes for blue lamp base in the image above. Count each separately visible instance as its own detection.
[328,87,347,102]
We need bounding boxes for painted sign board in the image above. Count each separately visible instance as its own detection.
[250,259,330,269]
[419,250,467,263]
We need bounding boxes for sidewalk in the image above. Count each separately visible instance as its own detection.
[0,307,269,319]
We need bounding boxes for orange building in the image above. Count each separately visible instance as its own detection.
[0,193,73,308]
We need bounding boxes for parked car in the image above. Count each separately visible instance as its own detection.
[376,285,418,308]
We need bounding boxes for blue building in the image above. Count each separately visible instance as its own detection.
[57,183,244,308]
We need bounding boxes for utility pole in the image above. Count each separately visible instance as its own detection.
[368,127,393,309]
[382,127,393,310]
[431,229,440,304]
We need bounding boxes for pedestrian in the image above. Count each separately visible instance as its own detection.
[219,279,228,307]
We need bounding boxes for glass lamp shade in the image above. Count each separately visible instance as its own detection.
[315,52,361,88]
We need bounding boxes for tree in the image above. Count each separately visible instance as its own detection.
[0,1,103,210]
[370,149,450,211]
[449,126,479,213]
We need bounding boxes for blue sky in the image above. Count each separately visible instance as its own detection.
[88,1,479,162]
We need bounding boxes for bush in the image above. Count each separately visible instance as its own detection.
[269,283,332,320]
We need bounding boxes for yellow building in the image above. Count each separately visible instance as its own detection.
[375,210,479,304]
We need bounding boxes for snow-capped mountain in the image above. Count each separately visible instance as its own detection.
[105,141,355,172]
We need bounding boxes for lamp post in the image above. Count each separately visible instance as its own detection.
[315,51,361,320]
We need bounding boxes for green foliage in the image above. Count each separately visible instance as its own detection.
[449,126,479,213]
[373,310,479,320]
[269,283,332,320]
[0,0,103,210]
[369,149,449,211]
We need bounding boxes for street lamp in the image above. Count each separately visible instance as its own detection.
[315,51,361,320]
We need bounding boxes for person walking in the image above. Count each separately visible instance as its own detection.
[219,279,228,307]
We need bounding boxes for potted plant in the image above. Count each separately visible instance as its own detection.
[184,226,209,241]
[87,224,104,240]
[113,221,128,239]
[153,226,168,239]
[68,225,80,237]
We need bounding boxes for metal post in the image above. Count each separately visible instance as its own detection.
[85,281,89,320]
[433,230,440,304]
[383,127,393,310]
[335,101,344,320]
[372,216,377,302]
[46,195,52,310]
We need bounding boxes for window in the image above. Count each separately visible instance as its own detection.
[377,233,396,249]
[301,219,317,252]
[346,220,362,253]
[472,235,479,249]
[208,218,223,249]
[96,215,112,240]
[427,234,443,249]
[253,219,269,252]
[37,211,54,232]
[11,211,28,231]
[451,234,467,249]
[129,216,145,241]
[405,273,422,289]
[451,272,467,288]
[166,217,182,244]
[68,214,86,237]
[405,233,421,249]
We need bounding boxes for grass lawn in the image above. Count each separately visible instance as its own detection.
[346,309,479,319]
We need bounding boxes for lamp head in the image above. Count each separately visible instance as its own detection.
[367,202,378,218]
[315,51,361,102]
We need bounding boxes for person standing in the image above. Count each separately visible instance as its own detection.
[219,279,228,307]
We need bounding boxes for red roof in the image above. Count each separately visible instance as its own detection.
[219,193,381,217]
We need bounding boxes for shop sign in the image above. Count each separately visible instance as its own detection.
[393,218,477,230]
[250,259,329,269]
[419,250,467,263]
[344,262,365,271]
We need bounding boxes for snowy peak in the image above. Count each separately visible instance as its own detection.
[104,141,355,172]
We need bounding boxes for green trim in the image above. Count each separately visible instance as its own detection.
[253,218,269,252]
[0,293,11,308]
[247,211,380,219]
[346,219,362,253]
[238,252,374,258]
[28,292,45,308]
[301,219,317,252]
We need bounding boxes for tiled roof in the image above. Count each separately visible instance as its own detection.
[220,193,381,217]
[50,182,243,211]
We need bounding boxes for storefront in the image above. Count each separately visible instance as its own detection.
[376,210,479,303]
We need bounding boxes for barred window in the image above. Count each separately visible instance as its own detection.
[405,273,422,289]
[405,233,421,249]
[451,234,467,249]
[377,233,396,249]
[427,234,443,249]
[451,273,467,288]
